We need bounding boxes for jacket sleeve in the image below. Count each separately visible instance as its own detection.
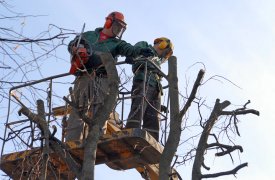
[115,40,149,58]
[67,31,92,53]
[134,41,149,48]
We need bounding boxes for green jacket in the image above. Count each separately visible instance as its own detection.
[68,27,143,74]
[132,41,162,89]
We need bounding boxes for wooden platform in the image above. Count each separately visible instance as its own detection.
[0,128,163,179]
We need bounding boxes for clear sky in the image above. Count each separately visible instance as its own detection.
[1,0,275,179]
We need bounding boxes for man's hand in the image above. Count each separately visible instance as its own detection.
[140,48,154,57]
[72,47,89,61]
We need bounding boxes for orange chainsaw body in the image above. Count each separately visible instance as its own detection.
[69,47,89,74]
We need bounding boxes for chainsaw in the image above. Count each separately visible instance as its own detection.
[69,23,90,74]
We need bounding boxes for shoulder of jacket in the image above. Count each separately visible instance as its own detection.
[134,41,149,48]
[94,27,103,33]
[83,28,102,36]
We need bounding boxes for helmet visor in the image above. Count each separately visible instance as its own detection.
[164,49,173,59]
[160,48,173,61]
[112,20,127,39]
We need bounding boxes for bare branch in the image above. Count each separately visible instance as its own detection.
[221,109,260,116]
[15,98,81,179]
[192,99,231,180]
[202,161,210,171]
[0,32,72,43]
[202,75,242,90]
[207,143,243,156]
[201,163,248,178]
[179,69,205,118]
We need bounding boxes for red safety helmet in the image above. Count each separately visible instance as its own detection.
[104,11,127,29]
[104,12,127,39]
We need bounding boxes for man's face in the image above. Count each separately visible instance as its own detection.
[111,20,126,39]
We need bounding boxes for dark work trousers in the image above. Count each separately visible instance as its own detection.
[126,80,161,141]
[65,74,109,141]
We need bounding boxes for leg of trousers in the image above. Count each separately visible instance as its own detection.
[65,74,108,141]
[126,81,161,140]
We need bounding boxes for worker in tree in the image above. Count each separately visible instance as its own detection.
[65,11,154,141]
[125,37,174,141]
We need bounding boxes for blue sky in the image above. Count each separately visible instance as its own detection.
[1,0,275,179]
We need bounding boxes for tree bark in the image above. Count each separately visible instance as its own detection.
[19,101,82,179]
[37,100,49,180]
[81,52,119,180]
[192,99,230,180]
[159,56,180,180]
[192,99,259,180]
[159,56,205,180]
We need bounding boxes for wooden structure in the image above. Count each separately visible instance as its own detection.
[0,64,181,179]
[0,126,164,179]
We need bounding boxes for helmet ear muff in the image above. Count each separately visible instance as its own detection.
[158,40,168,49]
[104,18,113,29]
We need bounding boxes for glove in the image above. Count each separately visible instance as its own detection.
[140,48,154,57]
[161,105,169,113]
[125,57,134,64]
[72,46,89,61]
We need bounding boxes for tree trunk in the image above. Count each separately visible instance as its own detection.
[81,52,119,180]
[159,57,205,180]
[159,56,180,180]
[192,99,230,180]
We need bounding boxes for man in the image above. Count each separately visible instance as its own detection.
[65,11,154,141]
[125,37,174,141]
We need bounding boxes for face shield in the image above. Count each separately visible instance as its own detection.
[158,48,173,64]
[112,20,127,39]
